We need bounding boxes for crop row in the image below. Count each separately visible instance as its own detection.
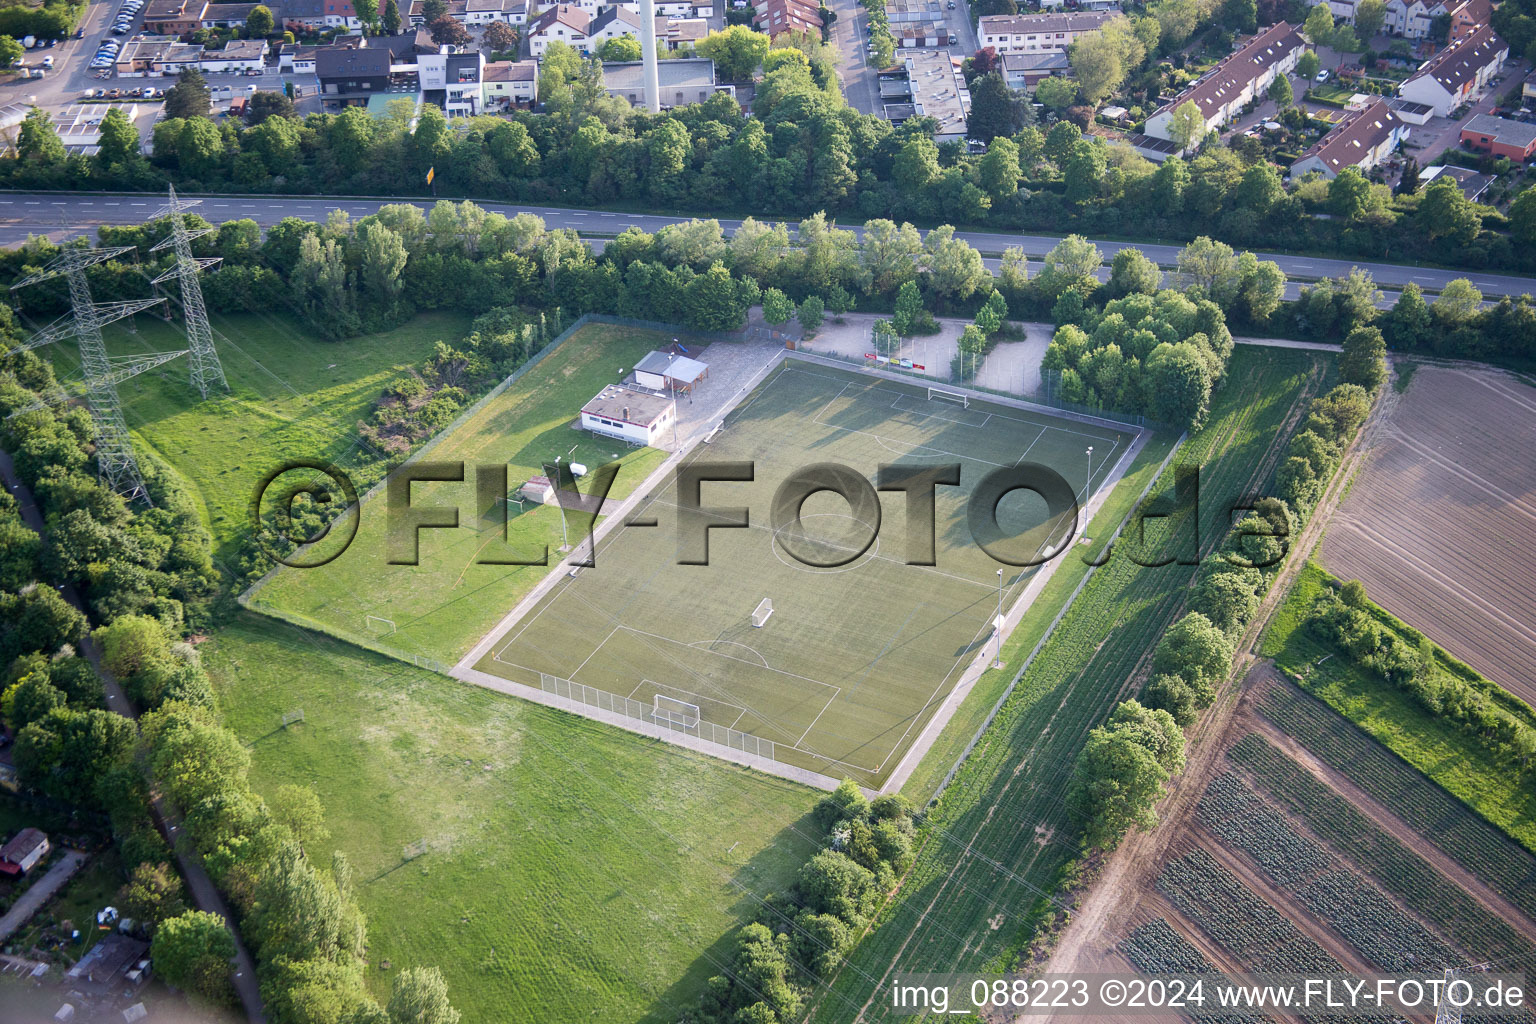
[1257,684,1536,920]
[1120,918,1273,1024]
[1198,773,1331,889]
[1228,733,1535,961]
[812,348,1327,1021]
[1155,847,1344,978]
[1299,870,1461,972]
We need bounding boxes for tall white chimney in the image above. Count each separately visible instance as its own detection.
[639,0,661,113]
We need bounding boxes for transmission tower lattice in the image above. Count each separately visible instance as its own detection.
[11,245,180,504]
[150,185,226,398]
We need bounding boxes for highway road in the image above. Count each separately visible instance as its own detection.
[0,190,1530,300]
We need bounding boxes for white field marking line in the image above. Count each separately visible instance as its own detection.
[808,408,1016,469]
[686,638,771,668]
[1013,425,1048,466]
[566,623,622,683]
[811,380,854,426]
[888,391,990,428]
[795,689,843,747]
[643,498,999,591]
[617,624,844,694]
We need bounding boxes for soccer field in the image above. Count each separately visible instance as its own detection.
[475,363,1132,787]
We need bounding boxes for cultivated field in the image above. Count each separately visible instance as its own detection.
[249,323,694,665]
[45,310,468,560]
[475,363,1132,788]
[1319,364,1536,701]
[205,611,818,1024]
[807,346,1328,1023]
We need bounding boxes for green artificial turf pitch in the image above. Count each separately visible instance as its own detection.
[476,363,1131,787]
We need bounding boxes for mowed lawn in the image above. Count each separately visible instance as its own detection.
[46,311,469,561]
[250,323,683,665]
[206,613,818,1024]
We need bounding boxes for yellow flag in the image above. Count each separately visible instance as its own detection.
[426,167,435,185]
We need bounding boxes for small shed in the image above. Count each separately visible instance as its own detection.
[520,475,557,504]
[0,828,49,876]
[633,350,708,393]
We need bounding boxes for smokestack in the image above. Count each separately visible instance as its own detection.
[639,0,660,113]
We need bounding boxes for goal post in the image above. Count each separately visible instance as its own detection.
[365,615,396,636]
[653,693,701,729]
[280,708,304,728]
[927,386,968,409]
[751,597,774,628]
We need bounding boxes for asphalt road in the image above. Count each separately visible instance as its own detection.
[0,190,1530,300]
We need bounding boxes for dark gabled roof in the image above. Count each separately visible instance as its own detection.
[528,2,589,33]
[316,44,390,77]
[1405,23,1506,93]
[1295,98,1404,172]
[1000,50,1070,72]
[0,828,46,864]
[1154,21,1304,121]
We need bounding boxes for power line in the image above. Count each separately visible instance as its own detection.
[149,185,228,398]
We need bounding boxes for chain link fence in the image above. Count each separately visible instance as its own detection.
[538,673,776,761]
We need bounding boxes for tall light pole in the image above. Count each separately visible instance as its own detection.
[1083,445,1094,502]
[554,443,578,553]
[992,568,1005,669]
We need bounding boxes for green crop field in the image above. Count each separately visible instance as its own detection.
[250,323,695,665]
[45,310,469,560]
[1261,561,1536,853]
[205,612,818,1024]
[476,363,1132,788]
[806,346,1327,1023]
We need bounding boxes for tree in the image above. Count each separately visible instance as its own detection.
[1328,166,1376,220]
[164,68,211,120]
[3,588,86,661]
[1153,612,1233,688]
[1177,236,1243,308]
[383,0,402,34]
[1267,72,1292,108]
[0,36,21,70]
[96,106,140,166]
[1419,177,1479,245]
[892,136,940,193]
[1034,75,1076,111]
[1043,120,1081,166]
[1109,248,1161,296]
[482,19,517,52]
[1395,156,1420,196]
[271,783,332,852]
[1433,277,1483,324]
[387,967,460,1024]
[1303,4,1333,44]
[966,71,1022,143]
[1355,0,1387,38]
[1036,234,1101,299]
[118,861,186,934]
[1167,100,1204,153]
[246,89,296,124]
[762,287,793,324]
[17,106,63,163]
[1063,139,1106,205]
[696,25,770,81]
[1068,16,1145,103]
[354,0,378,27]
[94,615,170,679]
[922,226,987,300]
[428,15,471,47]
[1147,341,1212,429]
[598,35,640,62]
[1510,186,1536,246]
[797,295,825,335]
[1386,282,1432,349]
[152,911,236,1002]
[892,280,924,335]
[1296,49,1321,80]
[685,262,747,331]
[245,4,274,36]
[1339,325,1387,391]
[859,218,923,294]
[1069,700,1185,849]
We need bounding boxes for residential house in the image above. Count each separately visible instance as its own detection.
[1459,112,1536,161]
[316,44,392,107]
[1143,22,1306,145]
[588,3,642,47]
[1385,0,1489,39]
[200,38,267,71]
[878,48,968,141]
[1397,23,1507,116]
[143,0,208,34]
[417,49,483,116]
[406,0,467,22]
[752,0,822,36]
[278,42,322,71]
[1420,162,1493,199]
[0,829,49,877]
[655,14,707,49]
[284,0,361,31]
[525,4,590,55]
[603,57,735,106]
[1000,49,1070,91]
[201,2,281,28]
[1290,97,1408,177]
[482,58,536,106]
[116,39,205,73]
[977,10,1116,53]
[463,0,526,24]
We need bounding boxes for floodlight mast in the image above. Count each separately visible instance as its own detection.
[150,185,227,398]
[12,246,181,505]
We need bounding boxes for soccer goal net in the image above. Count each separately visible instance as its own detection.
[927,387,968,409]
[365,615,396,636]
[280,708,305,728]
[653,693,701,730]
[751,597,774,628]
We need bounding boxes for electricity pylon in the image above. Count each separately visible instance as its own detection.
[150,186,226,398]
[11,246,181,504]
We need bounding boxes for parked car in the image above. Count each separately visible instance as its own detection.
[75,26,84,37]
[1316,68,1330,82]
[42,55,53,67]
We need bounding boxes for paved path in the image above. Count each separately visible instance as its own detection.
[0,849,87,942]
[0,448,266,1024]
[0,190,1529,300]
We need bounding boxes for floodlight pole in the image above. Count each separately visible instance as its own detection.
[554,443,578,553]
[993,568,1005,669]
[1083,445,1094,502]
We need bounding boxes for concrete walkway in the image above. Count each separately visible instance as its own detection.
[0,850,86,942]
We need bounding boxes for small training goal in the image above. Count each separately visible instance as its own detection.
[751,598,774,628]
[927,387,968,409]
[365,615,396,636]
[653,693,702,730]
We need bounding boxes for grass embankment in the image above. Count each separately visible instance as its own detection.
[808,346,1326,1023]
[206,612,818,1024]
[1260,560,1536,854]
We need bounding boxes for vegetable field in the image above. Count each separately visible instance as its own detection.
[1120,919,1272,1024]
[805,347,1326,1023]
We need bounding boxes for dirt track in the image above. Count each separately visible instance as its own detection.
[1319,364,1536,702]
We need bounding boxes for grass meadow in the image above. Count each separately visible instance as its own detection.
[46,311,469,561]
[206,612,818,1024]
[250,323,682,665]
